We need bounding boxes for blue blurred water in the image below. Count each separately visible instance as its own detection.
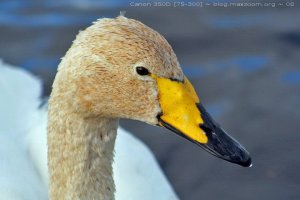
[0,12,100,27]
[183,65,207,77]
[184,55,269,78]
[0,0,126,10]
[231,55,268,72]
[21,58,59,71]
[282,71,300,85]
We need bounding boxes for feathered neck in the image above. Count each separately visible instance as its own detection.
[47,102,118,200]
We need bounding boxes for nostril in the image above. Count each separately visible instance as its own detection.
[199,124,213,134]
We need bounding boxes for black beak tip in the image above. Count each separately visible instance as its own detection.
[229,149,252,167]
[239,155,252,167]
[225,147,252,167]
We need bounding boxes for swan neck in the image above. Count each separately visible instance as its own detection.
[48,109,118,200]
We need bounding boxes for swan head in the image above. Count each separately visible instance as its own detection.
[52,16,251,167]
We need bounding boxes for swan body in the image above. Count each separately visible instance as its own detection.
[0,60,179,199]
[0,61,47,200]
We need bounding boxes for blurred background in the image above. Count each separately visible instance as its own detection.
[0,0,300,199]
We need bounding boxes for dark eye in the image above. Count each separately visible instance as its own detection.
[136,66,150,76]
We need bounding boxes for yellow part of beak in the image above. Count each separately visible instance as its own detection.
[152,75,208,144]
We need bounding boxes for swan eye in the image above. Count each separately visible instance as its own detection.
[136,66,150,76]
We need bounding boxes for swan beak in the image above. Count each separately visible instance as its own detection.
[153,75,252,167]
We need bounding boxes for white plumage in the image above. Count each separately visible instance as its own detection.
[0,60,179,200]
